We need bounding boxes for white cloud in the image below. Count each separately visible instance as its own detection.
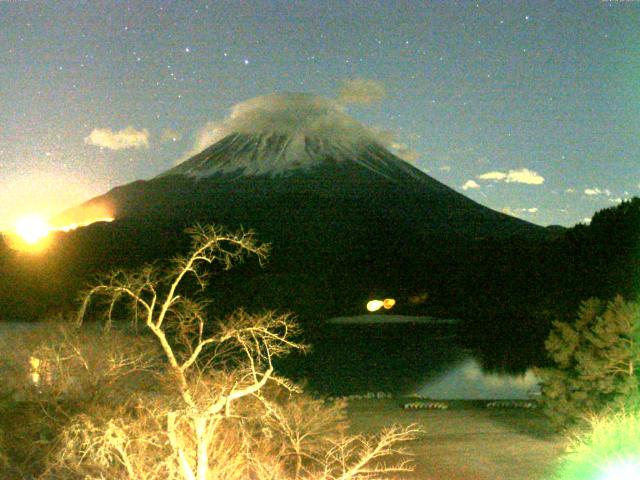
[582,217,592,225]
[388,141,420,162]
[477,168,544,185]
[462,180,480,190]
[439,165,451,172]
[337,78,387,105]
[84,126,150,150]
[477,171,507,181]
[501,207,518,217]
[565,188,576,194]
[180,93,415,164]
[584,187,611,197]
[504,168,544,184]
[501,206,538,217]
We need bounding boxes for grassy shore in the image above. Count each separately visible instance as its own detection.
[346,399,567,480]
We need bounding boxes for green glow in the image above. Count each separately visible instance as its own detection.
[554,410,640,480]
[599,459,640,480]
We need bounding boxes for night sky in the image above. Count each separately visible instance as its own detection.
[1,0,638,230]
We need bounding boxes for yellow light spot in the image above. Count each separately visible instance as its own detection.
[15,214,51,244]
[367,298,396,312]
[367,300,384,312]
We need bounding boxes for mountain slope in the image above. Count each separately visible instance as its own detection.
[15,94,555,323]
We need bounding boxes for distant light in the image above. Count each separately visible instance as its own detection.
[6,214,115,252]
[15,215,50,244]
[383,298,396,309]
[366,298,396,312]
[367,300,384,312]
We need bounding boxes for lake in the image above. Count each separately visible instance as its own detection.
[282,315,541,398]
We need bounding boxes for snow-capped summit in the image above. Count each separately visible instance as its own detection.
[161,93,423,182]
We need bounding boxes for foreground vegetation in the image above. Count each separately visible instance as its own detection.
[537,296,640,428]
[0,225,419,479]
[538,295,640,479]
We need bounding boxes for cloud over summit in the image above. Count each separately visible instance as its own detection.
[181,93,418,162]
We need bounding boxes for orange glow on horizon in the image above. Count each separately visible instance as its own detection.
[15,214,51,245]
[4,213,115,253]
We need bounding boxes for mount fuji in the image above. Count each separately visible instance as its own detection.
[9,94,555,321]
[60,93,545,239]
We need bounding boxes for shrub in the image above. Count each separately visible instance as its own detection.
[537,296,640,428]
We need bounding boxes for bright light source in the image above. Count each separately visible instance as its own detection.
[367,300,384,312]
[15,214,51,244]
[366,298,396,312]
[6,212,115,252]
[600,459,640,480]
[383,298,396,309]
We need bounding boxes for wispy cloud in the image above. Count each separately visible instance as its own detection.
[501,206,539,217]
[84,127,150,150]
[477,168,544,185]
[462,179,480,190]
[584,187,611,196]
[338,78,387,105]
[478,171,507,181]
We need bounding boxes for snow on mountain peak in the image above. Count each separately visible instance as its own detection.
[166,93,407,178]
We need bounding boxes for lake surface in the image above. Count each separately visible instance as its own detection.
[283,316,542,398]
[0,318,542,399]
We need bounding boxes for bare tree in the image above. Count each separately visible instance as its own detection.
[41,224,419,480]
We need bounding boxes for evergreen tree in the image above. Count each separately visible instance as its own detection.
[537,296,640,428]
